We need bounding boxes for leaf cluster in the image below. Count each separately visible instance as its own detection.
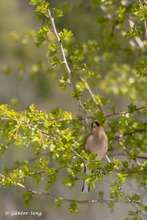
[0,0,147,218]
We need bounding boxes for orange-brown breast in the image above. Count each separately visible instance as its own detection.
[84,131,108,160]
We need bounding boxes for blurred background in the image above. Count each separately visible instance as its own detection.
[0,0,146,219]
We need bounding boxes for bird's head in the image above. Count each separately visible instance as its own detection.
[91,121,104,133]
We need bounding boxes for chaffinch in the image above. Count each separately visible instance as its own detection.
[82,122,108,193]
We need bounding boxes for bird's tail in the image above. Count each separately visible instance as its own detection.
[82,163,91,193]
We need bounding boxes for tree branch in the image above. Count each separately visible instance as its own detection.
[47,9,90,132]
[81,77,103,112]
[123,128,147,136]
[0,173,110,204]
[1,171,146,218]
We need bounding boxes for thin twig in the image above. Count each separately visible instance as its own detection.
[105,106,147,118]
[123,128,147,136]
[47,9,89,132]
[0,173,110,204]
[120,191,146,219]
[26,121,61,144]
[47,10,73,88]
[105,153,146,217]
[1,172,146,216]
[81,77,103,112]
[109,152,147,160]
[137,0,147,38]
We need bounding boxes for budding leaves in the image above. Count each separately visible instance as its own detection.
[59,29,73,40]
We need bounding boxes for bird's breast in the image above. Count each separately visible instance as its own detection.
[86,133,108,160]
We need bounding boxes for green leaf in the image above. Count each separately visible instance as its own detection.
[69,201,78,213]
[72,89,82,99]
[135,59,147,79]
[31,0,49,19]
[107,200,115,212]
[144,205,147,212]
[129,193,141,203]
[59,76,70,89]
[103,159,121,174]
[63,175,75,188]
[0,144,8,158]
[117,173,128,184]
[23,190,33,206]
[134,5,147,21]
[45,168,58,191]
[54,198,62,208]
[59,28,73,40]
[116,6,126,19]
[108,105,116,113]
[48,43,58,57]
[127,103,136,113]
[124,26,144,39]
[128,210,142,219]
[50,57,62,68]
[63,111,72,120]
[2,66,12,75]
[52,8,63,18]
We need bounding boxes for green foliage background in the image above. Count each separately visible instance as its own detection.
[0,0,147,219]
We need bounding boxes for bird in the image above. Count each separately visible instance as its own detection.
[82,121,108,193]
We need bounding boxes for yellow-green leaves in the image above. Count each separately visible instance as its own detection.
[69,201,78,213]
[30,0,49,18]
[135,59,147,79]
[59,29,73,40]
[23,190,33,206]
[134,5,147,21]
